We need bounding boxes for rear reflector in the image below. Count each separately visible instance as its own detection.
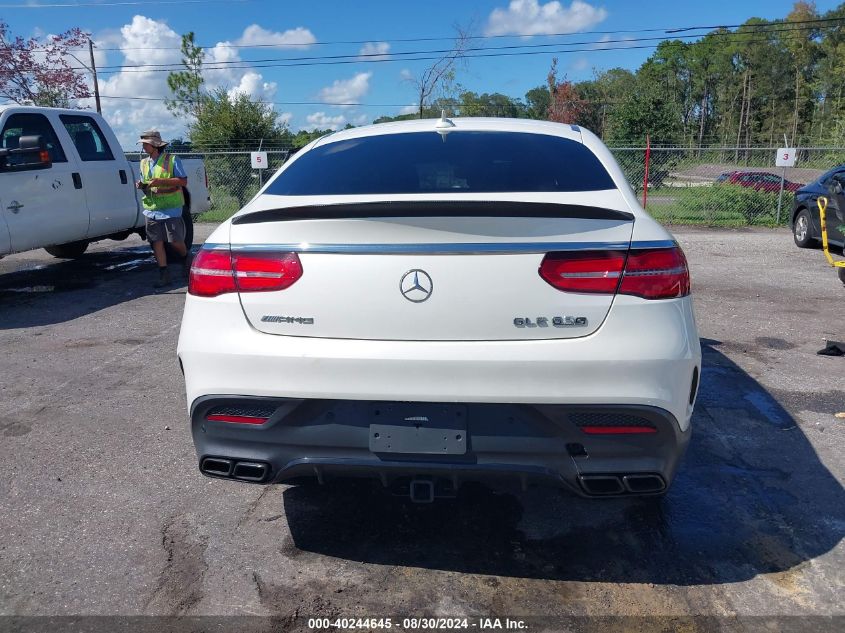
[539,246,690,300]
[189,248,303,297]
[206,414,269,425]
[581,426,657,435]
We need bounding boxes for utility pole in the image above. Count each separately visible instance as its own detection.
[88,38,101,114]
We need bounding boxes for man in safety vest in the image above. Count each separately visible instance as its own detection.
[136,130,191,288]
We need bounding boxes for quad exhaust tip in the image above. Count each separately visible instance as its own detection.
[579,473,665,496]
[200,457,270,483]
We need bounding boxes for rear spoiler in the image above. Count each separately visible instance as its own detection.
[232,201,634,225]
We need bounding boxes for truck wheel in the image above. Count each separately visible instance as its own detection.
[838,267,845,285]
[45,240,89,258]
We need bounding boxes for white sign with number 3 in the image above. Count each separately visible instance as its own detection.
[776,148,796,167]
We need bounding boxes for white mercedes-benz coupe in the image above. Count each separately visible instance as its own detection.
[177,117,701,502]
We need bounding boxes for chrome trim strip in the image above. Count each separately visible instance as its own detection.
[205,240,677,254]
[628,240,677,250]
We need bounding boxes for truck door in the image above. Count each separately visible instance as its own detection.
[58,114,138,236]
[0,112,89,253]
[0,199,10,255]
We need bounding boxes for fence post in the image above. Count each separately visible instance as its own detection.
[642,135,651,208]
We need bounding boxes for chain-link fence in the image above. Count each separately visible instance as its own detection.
[613,146,845,226]
[132,146,845,226]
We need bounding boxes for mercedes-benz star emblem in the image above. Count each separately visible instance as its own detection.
[400,269,433,303]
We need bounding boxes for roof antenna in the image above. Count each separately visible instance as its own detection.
[435,109,455,141]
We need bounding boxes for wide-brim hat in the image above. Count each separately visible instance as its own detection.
[138,129,168,148]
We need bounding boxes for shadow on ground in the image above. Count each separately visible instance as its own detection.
[0,245,190,329]
[283,339,844,585]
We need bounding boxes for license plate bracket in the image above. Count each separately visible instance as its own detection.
[368,403,467,455]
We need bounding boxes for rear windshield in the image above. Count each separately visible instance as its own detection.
[265,131,615,195]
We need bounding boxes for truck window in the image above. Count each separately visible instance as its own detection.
[59,115,114,162]
[1,113,67,165]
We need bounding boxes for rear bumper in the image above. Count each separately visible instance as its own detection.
[190,396,691,497]
[178,294,701,431]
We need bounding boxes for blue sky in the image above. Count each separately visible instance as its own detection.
[2,0,840,147]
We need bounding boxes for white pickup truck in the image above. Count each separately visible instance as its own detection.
[0,106,211,258]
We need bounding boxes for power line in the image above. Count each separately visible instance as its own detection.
[83,21,842,73]
[93,95,416,107]
[26,14,845,52]
[71,31,840,76]
[16,23,835,76]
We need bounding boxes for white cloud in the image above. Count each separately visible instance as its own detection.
[485,0,608,36]
[317,72,372,106]
[399,68,414,81]
[88,16,286,148]
[94,16,185,147]
[358,41,390,61]
[235,24,316,48]
[277,112,293,128]
[227,71,278,101]
[399,104,419,115]
[305,111,348,131]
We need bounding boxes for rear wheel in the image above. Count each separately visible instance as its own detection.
[838,267,845,285]
[793,209,819,248]
[45,240,89,258]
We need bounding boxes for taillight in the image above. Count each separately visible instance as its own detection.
[188,248,303,297]
[619,247,690,299]
[538,250,626,293]
[232,251,303,292]
[189,249,236,297]
[539,246,690,300]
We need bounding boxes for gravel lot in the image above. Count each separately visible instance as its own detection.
[0,224,843,632]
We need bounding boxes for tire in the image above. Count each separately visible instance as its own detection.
[45,240,89,258]
[838,267,845,285]
[792,208,819,248]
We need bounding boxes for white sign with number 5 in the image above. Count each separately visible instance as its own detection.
[776,148,796,167]
[251,151,268,169]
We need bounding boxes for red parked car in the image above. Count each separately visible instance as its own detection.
[716,171,802,192]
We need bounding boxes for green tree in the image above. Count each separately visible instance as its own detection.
[455,90,525,117]
[165,32,207,120]
[524,86,551,120]
[607,88,679,144]
[190,88,288,207]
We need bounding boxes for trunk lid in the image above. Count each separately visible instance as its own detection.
[229,194,634,341]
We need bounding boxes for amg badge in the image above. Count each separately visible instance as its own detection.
[514,316,588,328]
[261,315,314,324]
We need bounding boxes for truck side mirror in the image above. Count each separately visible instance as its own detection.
[831,180,844,196]
[0,134,51,171]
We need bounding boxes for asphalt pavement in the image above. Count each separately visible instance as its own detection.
[0,225,842,633]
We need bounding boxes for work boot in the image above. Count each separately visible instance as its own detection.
[181,251,193,280]
[153,266,171,288]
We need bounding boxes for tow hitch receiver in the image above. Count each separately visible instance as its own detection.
[409,479,435,504]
